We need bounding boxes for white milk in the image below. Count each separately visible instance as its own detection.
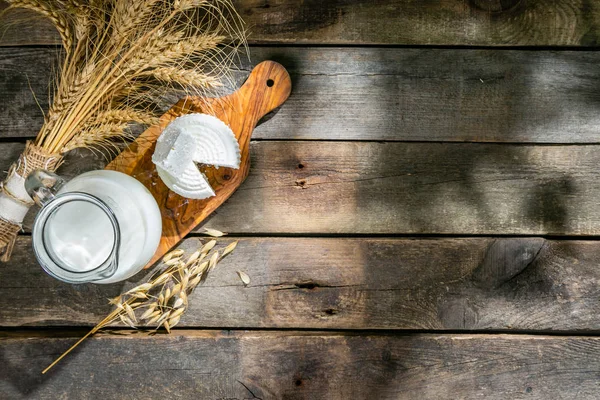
[45,200,115,272]
[49,170,162,283]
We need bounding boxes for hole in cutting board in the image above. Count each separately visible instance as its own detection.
[266,79,274,87]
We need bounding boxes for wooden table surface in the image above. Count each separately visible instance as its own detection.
[2,1,600,399]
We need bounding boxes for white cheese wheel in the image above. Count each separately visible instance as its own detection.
[152,113,240,199]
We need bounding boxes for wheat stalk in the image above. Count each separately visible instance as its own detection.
[42,238,240,374]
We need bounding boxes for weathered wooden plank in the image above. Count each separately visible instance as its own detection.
[203,142,600,235]
[0,47,52,139]
[4,47,600,143]
[2,0,600,46]
[3,236,600,331]
[5,141,600,235]
[2,331,600,399]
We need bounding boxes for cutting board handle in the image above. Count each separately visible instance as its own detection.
[225,60,292,129]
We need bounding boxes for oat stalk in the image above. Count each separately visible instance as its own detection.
[42,239,239,374]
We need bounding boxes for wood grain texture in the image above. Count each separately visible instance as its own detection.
[4,47,600,143]
[6,141,600,235]
[3,236,600,331]
[2,331,600,399]
[0,47,51,139]
[196,142,600,236]
[2,0,600,46]
[106,61,291,266]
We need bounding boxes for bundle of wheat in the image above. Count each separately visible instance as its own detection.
[0,0,245,261]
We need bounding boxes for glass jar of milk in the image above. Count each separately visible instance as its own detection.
[25,169,162,284]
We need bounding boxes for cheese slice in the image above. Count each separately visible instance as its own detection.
[156,164,215,199]
[152,113,240,199]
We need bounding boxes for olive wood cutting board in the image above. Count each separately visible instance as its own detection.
[106,61,292,268]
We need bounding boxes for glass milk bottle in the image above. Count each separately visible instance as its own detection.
[26,169,162,284]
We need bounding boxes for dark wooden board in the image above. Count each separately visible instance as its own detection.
[4,47,600,143]
[3,236,600,331]
[2,331,600,399]
[2,0,600,46]
[6,141,600,236]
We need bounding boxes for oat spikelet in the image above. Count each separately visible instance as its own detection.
[221,241,238,259]
[203,228,225,237]
[237,270,250,285]
[202,240,217,253]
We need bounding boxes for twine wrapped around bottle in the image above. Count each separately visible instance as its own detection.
[0,142,62,261]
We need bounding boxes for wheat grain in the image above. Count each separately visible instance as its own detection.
[180,274,189,290]
[89,109,159,127]
[174,0,209,11]
[190,261,208,278]
[153,273,171,286]
[111,0,163,43]
[148,67,222,89]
